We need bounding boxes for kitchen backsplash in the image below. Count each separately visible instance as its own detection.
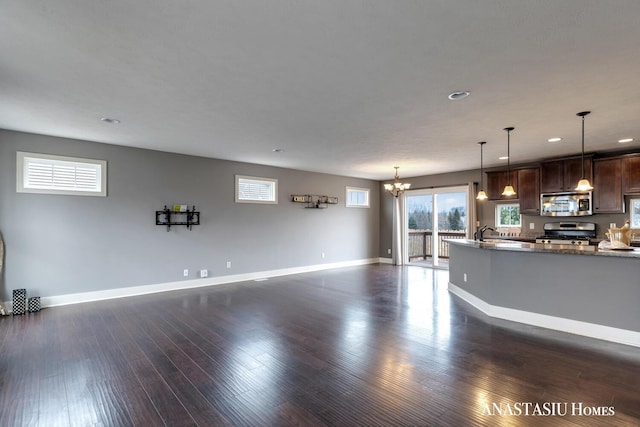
[521,211,633,239]
[495,227,522,237]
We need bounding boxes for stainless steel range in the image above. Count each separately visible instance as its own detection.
[535,222,596,246]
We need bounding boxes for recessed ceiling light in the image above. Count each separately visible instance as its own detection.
[100,117,120,124]
[499,156,509,160]
[548,137,562,142]
[272,148,284,153]
[448,91,470,100]
[618,138,634,143]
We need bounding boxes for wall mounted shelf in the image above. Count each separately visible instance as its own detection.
[291,195,338,209]
[156,205,200,231]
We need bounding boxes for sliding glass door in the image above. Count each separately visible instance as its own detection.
[404,185,470,268]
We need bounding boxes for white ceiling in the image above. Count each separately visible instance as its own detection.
[2,1,640,180]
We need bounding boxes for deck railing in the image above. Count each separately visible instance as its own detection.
[408,230,467,261]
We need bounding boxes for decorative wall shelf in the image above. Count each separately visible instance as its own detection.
[291,195,338,209]
[156,205,200,231]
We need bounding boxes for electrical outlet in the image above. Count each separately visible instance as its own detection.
[226,261,232,269]
[321,252,325,259]
[530,223,535,230]
[387,248,391,254]
[200,269,208,278]
[183,269,189,277]
[464,273,468,282]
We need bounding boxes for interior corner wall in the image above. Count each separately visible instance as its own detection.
[378,182,393,258]
[0,130,380,300]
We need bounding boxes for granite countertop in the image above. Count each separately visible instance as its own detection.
[448,238,640,258]
[482,234,640,247]
[481,235,536,243]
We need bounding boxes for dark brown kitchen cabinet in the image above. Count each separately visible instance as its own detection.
[593,158,624,213]
[565,157,591,190]
[486,170,518,200]
[540,160,563,193]
[517,168,540,214]
[622,155,640,193]
[540,156,592,193]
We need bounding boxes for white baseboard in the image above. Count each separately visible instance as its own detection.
[2,258,384,312]
[448,282,640,348]
[378,257,393,264]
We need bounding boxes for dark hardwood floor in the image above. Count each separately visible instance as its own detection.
[1,264,639,426]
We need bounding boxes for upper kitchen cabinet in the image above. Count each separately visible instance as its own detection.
[622,155,640,194]
[565,157,592,190]
[593,158,624,213]
[540,156,592,193]
[539,160,563,193]
[486,170,518,200]
[517,167,540,214]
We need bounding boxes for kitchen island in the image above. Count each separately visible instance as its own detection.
[447,239,640,347]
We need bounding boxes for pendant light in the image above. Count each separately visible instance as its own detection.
[501,127,516,197]
[384,166,411,197]
[575,111,594,192]
[476,141,488,200]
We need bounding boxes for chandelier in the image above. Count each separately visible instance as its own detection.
[384,166,411,197]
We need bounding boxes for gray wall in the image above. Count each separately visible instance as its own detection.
[0,130,380,300]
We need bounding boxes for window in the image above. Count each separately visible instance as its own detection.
[235,175,278,204]
[346,187,370,208]
[17,151,107,196]
[631,198,640,228]
[495,203,521,227]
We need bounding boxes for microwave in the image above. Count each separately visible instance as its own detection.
[540,192,593,217]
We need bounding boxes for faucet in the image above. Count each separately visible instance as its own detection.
[474,225,496,242]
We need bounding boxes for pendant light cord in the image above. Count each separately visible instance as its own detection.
[507,131,510,175]
[581,114,585,179]
[576,111,591,182]
[480,144,484,188]
[504,127,514,179]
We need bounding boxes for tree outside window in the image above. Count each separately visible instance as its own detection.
[496,204,521,227]
[447,208,464,231]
